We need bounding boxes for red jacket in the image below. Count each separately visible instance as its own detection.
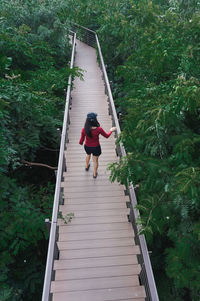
[79,127,112,147]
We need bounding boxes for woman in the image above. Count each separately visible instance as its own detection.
[79,112,116,178]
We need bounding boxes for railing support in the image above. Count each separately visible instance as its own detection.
[45,219,51,234]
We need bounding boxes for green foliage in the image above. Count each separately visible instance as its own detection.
[0,176,54,300]
[0,0,80,299]
[58,212,75,224]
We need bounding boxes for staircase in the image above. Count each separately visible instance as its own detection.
[50,39,146,301]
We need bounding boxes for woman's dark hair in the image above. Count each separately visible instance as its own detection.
[84,113,100,137]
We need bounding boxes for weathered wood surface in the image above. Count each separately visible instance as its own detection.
[51,40,145,301]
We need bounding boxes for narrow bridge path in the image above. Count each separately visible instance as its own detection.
[51,40,146,301]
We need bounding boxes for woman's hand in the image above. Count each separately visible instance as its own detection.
[110,127,116,132]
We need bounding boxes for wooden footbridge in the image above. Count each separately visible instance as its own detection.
[42,25,159,301]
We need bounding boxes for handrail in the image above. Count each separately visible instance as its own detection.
[72,24,159,301]
[41,32,76,301]
[95,33,159,301]
[71,22,96,34]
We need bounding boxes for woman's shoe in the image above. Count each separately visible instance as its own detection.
[93,172,98,179]
[85,164,90,171]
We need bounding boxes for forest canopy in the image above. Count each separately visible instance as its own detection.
[0,0,200,300]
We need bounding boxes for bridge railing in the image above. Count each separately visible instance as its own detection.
[72,23,159,301]
[41,32,76,301]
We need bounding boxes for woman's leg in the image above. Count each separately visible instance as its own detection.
[86,154,91,169]
[93,155,99,177]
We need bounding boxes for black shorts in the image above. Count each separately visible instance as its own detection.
[84,145,102,156]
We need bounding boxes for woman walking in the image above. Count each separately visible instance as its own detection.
[79,112,116,178]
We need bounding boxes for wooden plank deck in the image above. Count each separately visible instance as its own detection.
[51,40,146,301]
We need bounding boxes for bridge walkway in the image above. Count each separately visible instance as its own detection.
[50,39,146,301]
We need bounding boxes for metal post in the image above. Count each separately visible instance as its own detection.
[57,128,61,142]
[45,219,51,234]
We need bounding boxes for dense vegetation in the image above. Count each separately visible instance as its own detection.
[0,1,77,300]
[1,0,200,300]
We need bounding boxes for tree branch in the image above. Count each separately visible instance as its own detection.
[22,160,57,170]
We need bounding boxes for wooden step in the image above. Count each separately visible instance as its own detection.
[63,190,125,198]
[60,209,129,218]
[58,229,134,241]
[61,198,129,205]
[62,184,124,193]
[55,264,141,281]
[69,114,111,118]
[57,215,129,226]
[59,246,140,260]
[63,169,111,177]
[70,105,108,110]
[63,170,111,176]
[54,254,139,270]
[61,196,130,204]
[60,202,127,211]
[52,286,146,301]
[61,180,121,188]
[65,161,117,168]
[65,150,116,155]
[66,141,116,146]
[58,222,132,233]
[63,174,110,180]
[57,237,134,250]
[51,275,139,293]
[65,152,116,158]
[71,90,106,94]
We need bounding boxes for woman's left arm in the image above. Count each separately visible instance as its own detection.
[99,127,112,138]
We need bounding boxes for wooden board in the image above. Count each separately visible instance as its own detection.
[58,229,134,241]
[55,264,141,281]
[54,255,139,270]
[58,222,133,233]
[60,209,129,218]
[60,202,127,211]
[59,246,140,260]
[57,237,135,250]
[57,215,129,226]
[63,190,125,198]
[52,287,146,301]
[51,275,139,293]
[61,196,129,204]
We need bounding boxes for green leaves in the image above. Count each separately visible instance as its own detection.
[165,234,200,298]
[0,176,54,300]
[0,1,78,299]
[175,167,200,199]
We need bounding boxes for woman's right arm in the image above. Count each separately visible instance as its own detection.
[79,128,85,145]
